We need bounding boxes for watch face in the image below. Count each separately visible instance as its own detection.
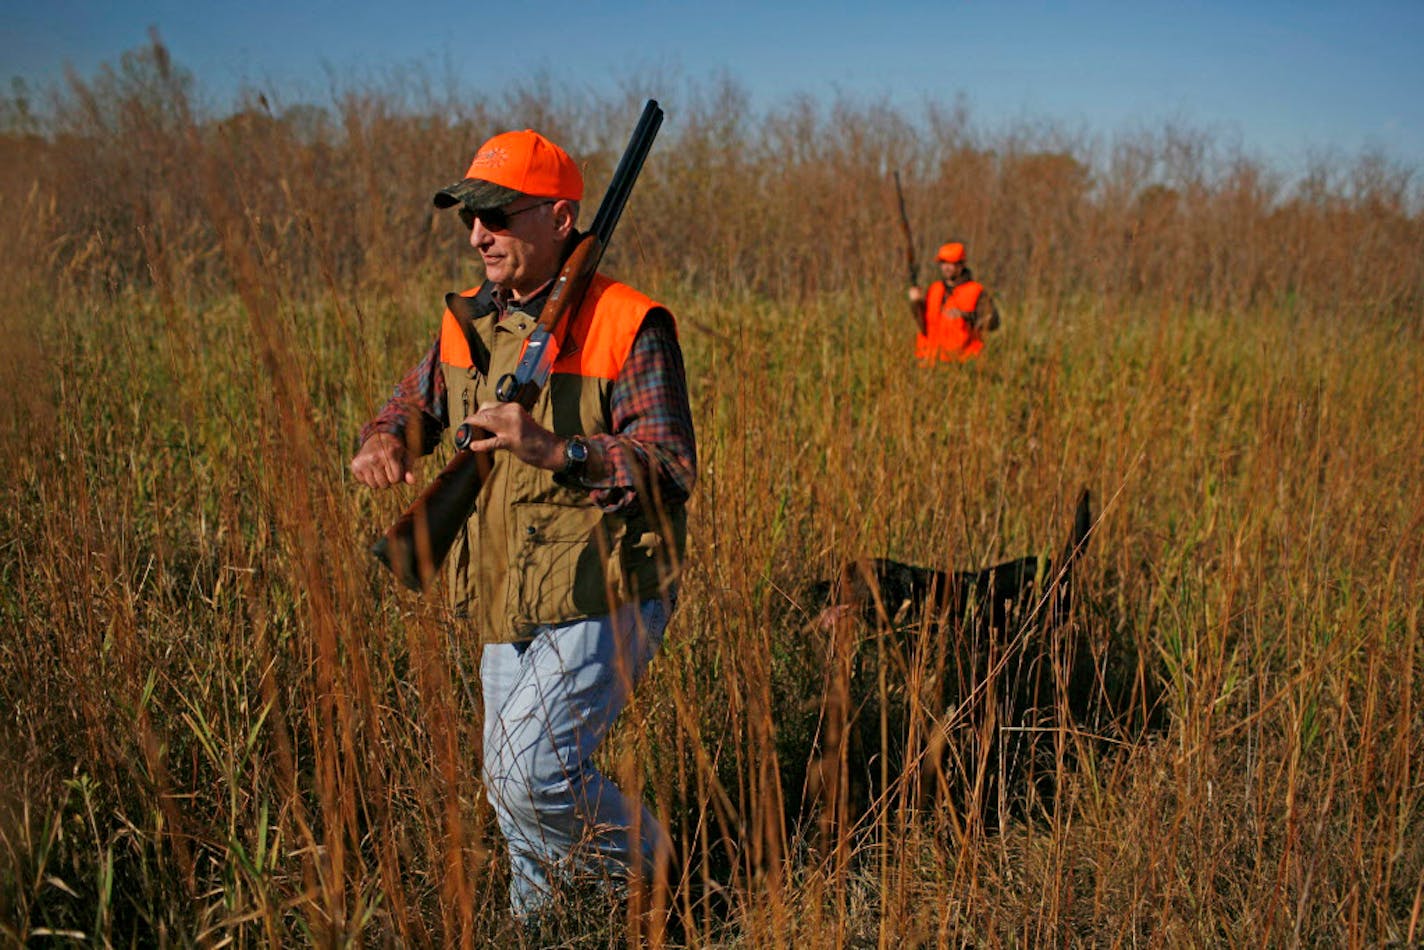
[566,438,589,467]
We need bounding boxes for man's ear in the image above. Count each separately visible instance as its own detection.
[552,199,579,238]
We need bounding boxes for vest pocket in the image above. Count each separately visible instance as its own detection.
[509,502,627,628]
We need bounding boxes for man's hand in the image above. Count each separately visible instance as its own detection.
[351,432,415,489]
[459,402,565,471]
[906,286,928,333]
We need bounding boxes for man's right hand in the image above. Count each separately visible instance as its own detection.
[350,432,415,489]
[907,286,925,304]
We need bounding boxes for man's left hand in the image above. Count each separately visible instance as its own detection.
[459,402,565,471]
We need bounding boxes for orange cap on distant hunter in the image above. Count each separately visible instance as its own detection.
[936,242,966,263]
[433,129,584,210]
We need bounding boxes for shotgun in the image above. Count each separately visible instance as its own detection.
[892,170,918,288]
[371,99,665,591]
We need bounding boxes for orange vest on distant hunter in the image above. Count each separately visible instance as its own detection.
[916,279,985,362]
[437,274,687,642]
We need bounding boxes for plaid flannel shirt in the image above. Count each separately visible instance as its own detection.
[358,281,696,514]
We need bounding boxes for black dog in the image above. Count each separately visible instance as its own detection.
[805,488,1097,840]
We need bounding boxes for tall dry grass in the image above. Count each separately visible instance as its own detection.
[1,36,1422,946]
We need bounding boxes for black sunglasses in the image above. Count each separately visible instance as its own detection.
[457,200,554,232]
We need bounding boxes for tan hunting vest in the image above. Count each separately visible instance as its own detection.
[437,274,687,642]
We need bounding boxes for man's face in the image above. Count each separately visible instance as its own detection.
[466,197,576,298]
[939,259,964,281]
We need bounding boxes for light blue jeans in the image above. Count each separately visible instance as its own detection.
[480,597,673,916]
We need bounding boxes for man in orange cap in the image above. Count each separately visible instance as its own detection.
[907,241,1000,362]
[350,129,695,924]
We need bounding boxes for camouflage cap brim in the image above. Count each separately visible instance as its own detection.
[432,178,526,210]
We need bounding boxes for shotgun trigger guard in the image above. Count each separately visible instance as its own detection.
[495,373,518,403]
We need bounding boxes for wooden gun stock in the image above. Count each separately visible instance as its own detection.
[371,447,492,590]
[371,100,664,592]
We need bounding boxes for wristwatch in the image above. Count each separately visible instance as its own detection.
[561,435,590,478]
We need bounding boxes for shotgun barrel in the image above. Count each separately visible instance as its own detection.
[893,170,918,288]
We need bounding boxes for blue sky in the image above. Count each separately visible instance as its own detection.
[4,0,1422,178]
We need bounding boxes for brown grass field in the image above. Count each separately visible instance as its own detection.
[2,38,1422,946]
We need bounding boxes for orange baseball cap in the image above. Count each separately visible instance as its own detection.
[433,129,584,210]
[936,242,966,263]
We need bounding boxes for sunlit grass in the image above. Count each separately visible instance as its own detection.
[2,35,1422,947]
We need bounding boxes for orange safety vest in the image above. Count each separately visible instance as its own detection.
[437,274,687,641]
[915,278,986,362]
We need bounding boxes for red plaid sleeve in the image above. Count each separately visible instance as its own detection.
[582,308,697,513]
[356,334,449,455]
